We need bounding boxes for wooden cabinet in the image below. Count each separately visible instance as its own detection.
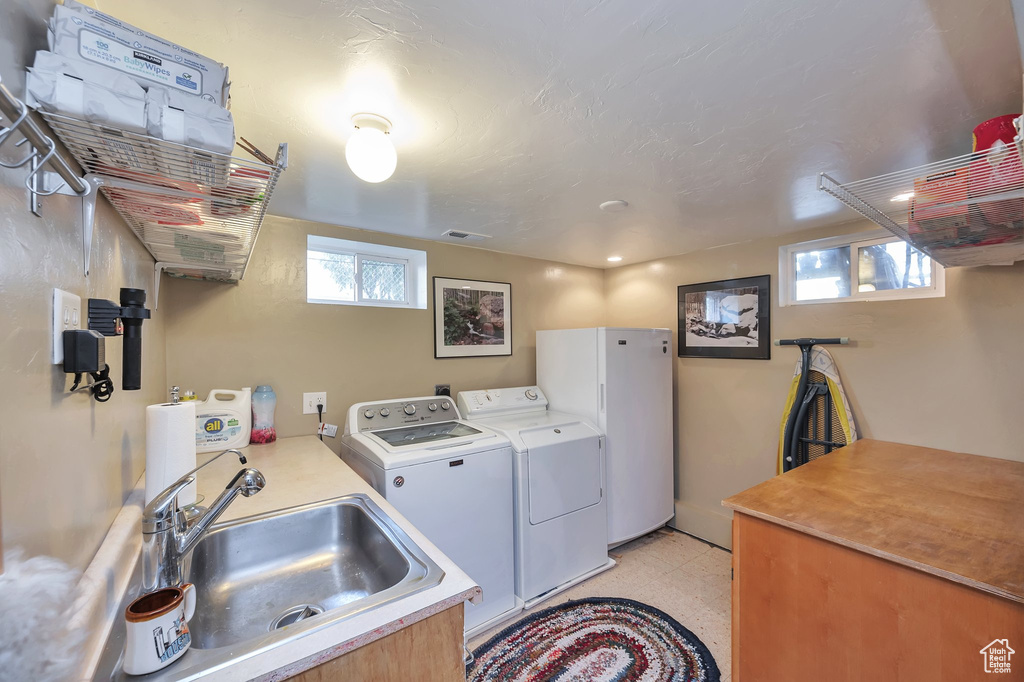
[725,440,1024,682]
[289,605,465,682]
[731,513,1024,681]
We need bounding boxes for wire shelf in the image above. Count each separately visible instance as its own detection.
[819,142,1024,268]
[38,111,286,282]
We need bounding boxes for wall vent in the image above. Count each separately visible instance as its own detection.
[442,229,492,241]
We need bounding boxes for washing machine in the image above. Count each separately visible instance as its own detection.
[341,396,521,635]
[458,386,613,606]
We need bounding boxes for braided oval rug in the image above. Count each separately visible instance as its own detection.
[467,597,721,682]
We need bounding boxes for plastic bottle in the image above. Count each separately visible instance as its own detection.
[250,385,277,444]
[194,388,251,453]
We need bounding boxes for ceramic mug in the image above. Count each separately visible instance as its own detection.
[123,583,196,675]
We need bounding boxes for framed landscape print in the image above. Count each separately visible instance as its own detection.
[678,275,770,360]
[433,277,512,358]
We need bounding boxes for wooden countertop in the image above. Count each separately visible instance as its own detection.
[723,439,1024,604]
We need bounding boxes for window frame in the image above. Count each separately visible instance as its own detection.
[779,229,945,307]
[306,235,427,309]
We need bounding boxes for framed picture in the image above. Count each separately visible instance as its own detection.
[433,277,512,358]
[678,275,770,360]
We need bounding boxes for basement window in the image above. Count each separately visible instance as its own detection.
[779,230,944,306]
[307,235,427,309]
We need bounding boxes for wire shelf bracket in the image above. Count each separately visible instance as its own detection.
[0,78,96,273]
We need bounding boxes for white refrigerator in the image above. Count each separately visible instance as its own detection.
[536,327,674,546]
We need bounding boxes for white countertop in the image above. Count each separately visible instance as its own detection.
[77,436,480,681]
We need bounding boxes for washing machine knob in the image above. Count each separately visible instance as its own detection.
[404,404,417,416]
[363,409,375,419]
[379,408,390,417]
[525,389,538,400]
[440,401,451,410]
[428,402,438,411]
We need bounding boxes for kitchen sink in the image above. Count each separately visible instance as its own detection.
[94,494,445,680]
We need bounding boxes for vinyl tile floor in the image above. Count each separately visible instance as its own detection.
[468,527,733,681]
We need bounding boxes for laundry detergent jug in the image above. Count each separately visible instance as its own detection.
[195,388,251,453]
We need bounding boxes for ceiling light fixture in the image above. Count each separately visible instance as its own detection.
[607,256,623,262]
[345,113,397,183]
[890,192,914,202]
[599,200,629,212]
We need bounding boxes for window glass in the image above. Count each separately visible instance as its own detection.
[781,231,943,306]
[793,246,851,301]
[306,235,427,309]
[308,250,355,302]
[361,259,407,302]
[858,242,932,292]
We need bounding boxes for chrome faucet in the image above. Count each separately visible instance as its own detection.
[142,449,266,591]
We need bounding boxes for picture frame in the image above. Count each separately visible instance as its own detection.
[433,277,512,358]
[678,275,771,360]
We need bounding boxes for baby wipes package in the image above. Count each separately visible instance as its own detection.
[25,50,147,133]
[194,388,251,453]
[146,86,235,154]
[49,0,230,106]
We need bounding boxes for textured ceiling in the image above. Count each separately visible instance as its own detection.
[95,0,1022,267]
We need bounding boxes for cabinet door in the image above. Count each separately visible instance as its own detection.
[733,513,1024,682]
[288,605,464,682]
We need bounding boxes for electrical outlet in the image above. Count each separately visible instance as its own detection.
[303,392,327,415]
[318,423,339,438]
[52,288,82,364]
[435,384,451,396]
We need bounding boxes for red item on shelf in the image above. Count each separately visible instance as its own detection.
[973,115,1019,152]
[106,189,205,226]
[969,114,1023,228]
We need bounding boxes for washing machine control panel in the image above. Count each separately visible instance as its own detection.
[351,397,458,432]
[457,386,549,418]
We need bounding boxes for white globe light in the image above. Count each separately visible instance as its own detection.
[345,123,397,183]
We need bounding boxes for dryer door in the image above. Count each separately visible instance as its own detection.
[522,424,602,524]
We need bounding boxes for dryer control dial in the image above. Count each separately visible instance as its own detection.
[525,389,538,400]
[379,408,391,417]
[404,404,417,416]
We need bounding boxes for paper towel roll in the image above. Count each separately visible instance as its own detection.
[146,401,198,506]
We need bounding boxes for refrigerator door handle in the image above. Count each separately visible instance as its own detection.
[600,383,605,413]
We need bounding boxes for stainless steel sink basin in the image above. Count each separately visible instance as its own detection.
[94,494,445,680]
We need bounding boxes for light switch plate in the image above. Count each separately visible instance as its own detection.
[52,288,82,364]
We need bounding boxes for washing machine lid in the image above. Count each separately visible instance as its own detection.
[521,422,603,524]
[345,422,508,468]
[372,420,483,447]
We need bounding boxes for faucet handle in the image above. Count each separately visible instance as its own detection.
[143,449,249,533]
[143,475,195,533]
[181,448,247,479]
